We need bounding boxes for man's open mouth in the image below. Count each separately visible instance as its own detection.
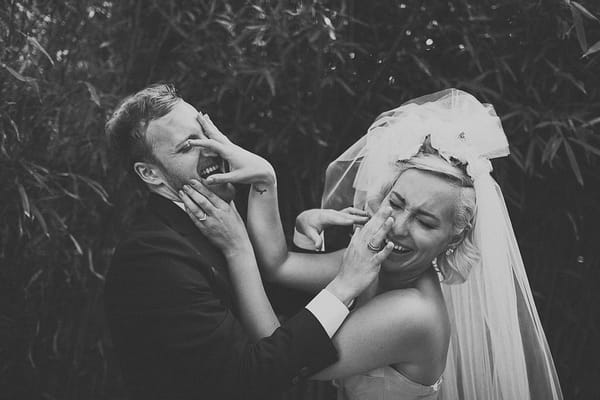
[198,158,224,179]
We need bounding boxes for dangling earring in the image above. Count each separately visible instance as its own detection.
[431,257,439,271]
[445,247,455,256]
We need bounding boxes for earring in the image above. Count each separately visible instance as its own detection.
[445,247,455,256]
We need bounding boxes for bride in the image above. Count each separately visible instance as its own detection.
[179,89,563,399]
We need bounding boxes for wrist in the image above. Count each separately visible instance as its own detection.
[251,173,276,194]
[253,166,276,187]
[223,240,254,261]
[325,278,356,307]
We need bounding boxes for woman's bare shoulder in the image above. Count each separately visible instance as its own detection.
[358,288,450,358]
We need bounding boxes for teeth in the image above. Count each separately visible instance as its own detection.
[385,238,409,253]
[200,164,219,177]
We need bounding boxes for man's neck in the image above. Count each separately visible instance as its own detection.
[150,186,180,202]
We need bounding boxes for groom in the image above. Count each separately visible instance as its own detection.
[103,84,373,400]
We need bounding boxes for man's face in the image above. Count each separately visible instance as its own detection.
[145,100,236,201]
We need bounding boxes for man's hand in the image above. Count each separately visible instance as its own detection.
[326,205,395,305]
[295,207,369,250]
[188,113,276,187]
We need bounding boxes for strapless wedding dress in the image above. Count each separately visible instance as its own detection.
[334,366,442,400]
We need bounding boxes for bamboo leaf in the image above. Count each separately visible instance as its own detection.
[410,55,432,77]
[17,183,31,219]
[583,115,600,126]
[1,63,36,82]
[571,2,599,22]
[262,69,276,96]
[83,81,101,107]
[26,35,55,65]
[84,178,110,204]
[9,118,21,142]
[334,77,356,96]
[582,39,600,58]
[569,137,600,158]
[1,63,40,98]
[563,140,584,185]
[87,249,105,281]
[24,269,44,293]
[69,234,84,256]
[30,204,49,237]
[570,5,588,51]
[542,134,564,164]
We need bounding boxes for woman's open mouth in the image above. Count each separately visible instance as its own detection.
[384,238,412,254]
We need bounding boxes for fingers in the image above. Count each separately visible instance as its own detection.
[187,138,228,157]
[340,207,370,217]
[179,189,211,224]
[302,227,323,249]
[373,241,394,263]
[204,170,244,185]
[361,205,392,236]
[326,210,368,226]
[197,113,229,144]
[368,216,394,249]
[189,179,228,208]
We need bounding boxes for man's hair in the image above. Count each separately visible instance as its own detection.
[105,83,181,173]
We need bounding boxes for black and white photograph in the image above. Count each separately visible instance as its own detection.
[1,1,599,399]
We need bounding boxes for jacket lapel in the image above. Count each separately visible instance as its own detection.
[148,193,235,309]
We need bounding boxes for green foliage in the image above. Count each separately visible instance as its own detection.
[1,0,599,398]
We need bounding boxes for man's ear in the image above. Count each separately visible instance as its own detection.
[133,161,163,187]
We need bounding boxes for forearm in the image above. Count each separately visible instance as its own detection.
[225,247,280,340]
[247,178,290,281]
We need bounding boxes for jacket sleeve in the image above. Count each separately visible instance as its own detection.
[104,232,338,400]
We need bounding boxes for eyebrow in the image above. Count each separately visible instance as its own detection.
[390,192,441,223]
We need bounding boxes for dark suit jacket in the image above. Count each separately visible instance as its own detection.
[104,193,337,400]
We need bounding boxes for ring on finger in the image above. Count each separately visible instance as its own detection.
[196,211,208,221]
[367,240,383,252]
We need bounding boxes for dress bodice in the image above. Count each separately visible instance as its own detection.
[334,366,442,400]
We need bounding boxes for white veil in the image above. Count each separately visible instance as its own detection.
[322,89,563,400]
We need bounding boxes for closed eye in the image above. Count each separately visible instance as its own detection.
[388,199,403,209]
[180,142,193,153]
[418,219,436,229]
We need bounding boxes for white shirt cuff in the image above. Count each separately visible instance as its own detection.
[305,289,350,338]
[293,227,325,252]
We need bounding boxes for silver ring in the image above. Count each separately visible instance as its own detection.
[196,212,208,221]
[367,240,383,252]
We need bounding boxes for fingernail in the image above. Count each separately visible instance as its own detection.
[178,190,184,196]
[183,185,191,191]
[190,179,199,186]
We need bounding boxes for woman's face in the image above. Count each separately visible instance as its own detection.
[376,168,460,276]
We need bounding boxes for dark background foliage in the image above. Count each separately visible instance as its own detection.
[1,0,599,399]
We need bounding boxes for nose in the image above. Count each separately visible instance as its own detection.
[390,211,410,237]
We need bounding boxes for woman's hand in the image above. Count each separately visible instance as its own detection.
[179,179,252,259]
[326,205,395,304]
[188,113,276,187]
[295,207,370,250]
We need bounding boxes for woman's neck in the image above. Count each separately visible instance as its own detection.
[378,266,435,292]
